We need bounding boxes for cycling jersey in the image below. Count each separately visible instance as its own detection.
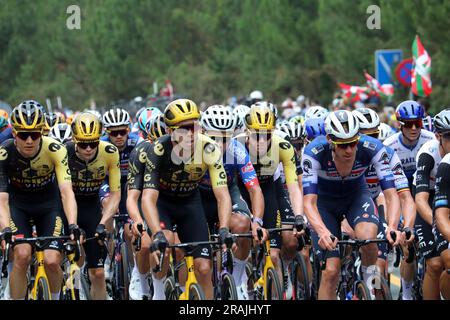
[234,133,298,185]
[0,136,72,201]
[273,130,303,184]
[143,134,227,197]
[365,144,409,199]
[127,140,152,191]
[383,130,436,185]
[65,140,121,197]
[302,135,395,197]
[199,138,259,190]
[435,153,450,210]
[0,126,13,144]
[413,140,442,193]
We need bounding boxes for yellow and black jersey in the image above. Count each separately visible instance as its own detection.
[0,136,72,200]
[66,140,120,197]
[142,134,227,197]
[235,133,298,185]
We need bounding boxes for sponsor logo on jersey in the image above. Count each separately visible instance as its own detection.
[241,162,253,173]
[105,145,117,154]
[49,142,61,152]
[303,159,312,174]
[311,144,324,155]
[363,141,377,151]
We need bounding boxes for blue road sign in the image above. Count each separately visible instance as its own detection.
[375,49,403,85]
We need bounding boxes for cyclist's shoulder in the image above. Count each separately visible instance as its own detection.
[41,136,67,155]
[358,134,385,154]
[127,131,141,146]
[420,129,437,141]
[417,139,439,158]
[99,140,119,157]
[440,153,450,166]
[303,135,327,158]
[383,131,400,147]
[0,137,14,150]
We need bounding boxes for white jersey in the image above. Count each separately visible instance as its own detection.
[412,139,442,190]
[383,130,436,184]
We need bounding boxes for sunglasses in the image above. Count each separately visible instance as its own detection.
[331,137,359,149]
[108,129,129,137]
[16,131,42,141]
[400,119,422,129]
[77,141,99,149]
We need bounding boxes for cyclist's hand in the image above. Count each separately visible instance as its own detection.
[95,224,107,244]
[251,223,267,243]
[69,224,81,242]
[0,227,13,251]
[386,226,402,247]
[402,227,415,245]
[150,231,168,267]
[318,230,337,251]
[219,227,235,251]
[132,221,144,238]
[293,215,307,238]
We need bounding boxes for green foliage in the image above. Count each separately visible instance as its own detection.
[0,0,447,113]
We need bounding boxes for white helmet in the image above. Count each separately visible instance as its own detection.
[304,106,329,120]
[49,123,72,143]
[102,108,131,128]
[233,105,250,129]
[378,123,393,142]
[249,90,263,101]
[252,101,278,119]
[352,107,380,130]
[325,110,360,140]
[201,105,236,133]
[279,121,303,140]
[276,119,290,131]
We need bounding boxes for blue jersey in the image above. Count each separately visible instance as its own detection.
[101,131,142,180]
[365,144,409,199]
[200,138,259,190]
[0,127,13,144]
[302,135,395,198]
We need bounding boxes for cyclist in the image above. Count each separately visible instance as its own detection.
[232,104,250,136]
[353,108,416,281]
[302,110,401,300]
[434,149,450,299]
[66,112,121,300]
[199,105,265,300]
[383,100,436,300]
[0,100,79,300]
[303,118,326,146]
[49,123,73,144]
[234,102,306,292]
[43,112,60,136]
[138,99,234,300]
[126,114,168,300]
[378,122,394,142]
[137,107,162,139]
[304,106,329,121]
[0,111,13,144]
[413,109,450,299]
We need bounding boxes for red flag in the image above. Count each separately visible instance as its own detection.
[339,83,369,102]
[411,35,432,96]
[364,70,394,97]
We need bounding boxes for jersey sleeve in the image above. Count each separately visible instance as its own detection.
[105,144,121,192]
[434,160,450,209]
[127,144,148,191]
[389,149,410,193]
[203,141,228,189]
[232,140,259,189]
[0,144,9,192]
[370,146,395,191]
[279,139,298,185]
[50,142,72,185]
[301,150,321,195]
[414,153,435,194]
[295,151,303,176]
[142,140,164,190]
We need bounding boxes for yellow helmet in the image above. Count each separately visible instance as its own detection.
[148,114,168,140]
[71,112,102,142]
[44,112,60,131]
[10,100,45,131]
[163,99,200,127]
[245,104,276,131]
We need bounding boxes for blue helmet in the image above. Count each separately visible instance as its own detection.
[395,100,424,121]
[303,118,326,142]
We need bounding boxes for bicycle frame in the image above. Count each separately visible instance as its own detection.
[30,248,51,300]
[179,255,196,300]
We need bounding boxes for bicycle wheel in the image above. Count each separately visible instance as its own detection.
[374,276,392,300]
[188,283,205,300]
[220,273,238,300]
[310,251,321,300]
[37,278,51,300]
[245,262,257,300]
[292,253,311,300]
[120,242,130,300]
[265,267,283,300]
[79,268,92,300]
[164,276,181,300]
[354,280,371,300]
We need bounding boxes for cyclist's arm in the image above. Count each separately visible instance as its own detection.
[247,185,264,220]
[304,194,328,235]
[100,148,121,225]
[414,153,434,225]
[280,141,303,216]
[126,189,144,225]
[435,160,450,242]
[53,145,77,225]
[0,192,10,230]
[141,189,161,235]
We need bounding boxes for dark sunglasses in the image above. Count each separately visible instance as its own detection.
[332,137,359,149]
[16,131,42,141]
[108,129,128,137]
[77,141,99,149]
[400,119,422,129]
